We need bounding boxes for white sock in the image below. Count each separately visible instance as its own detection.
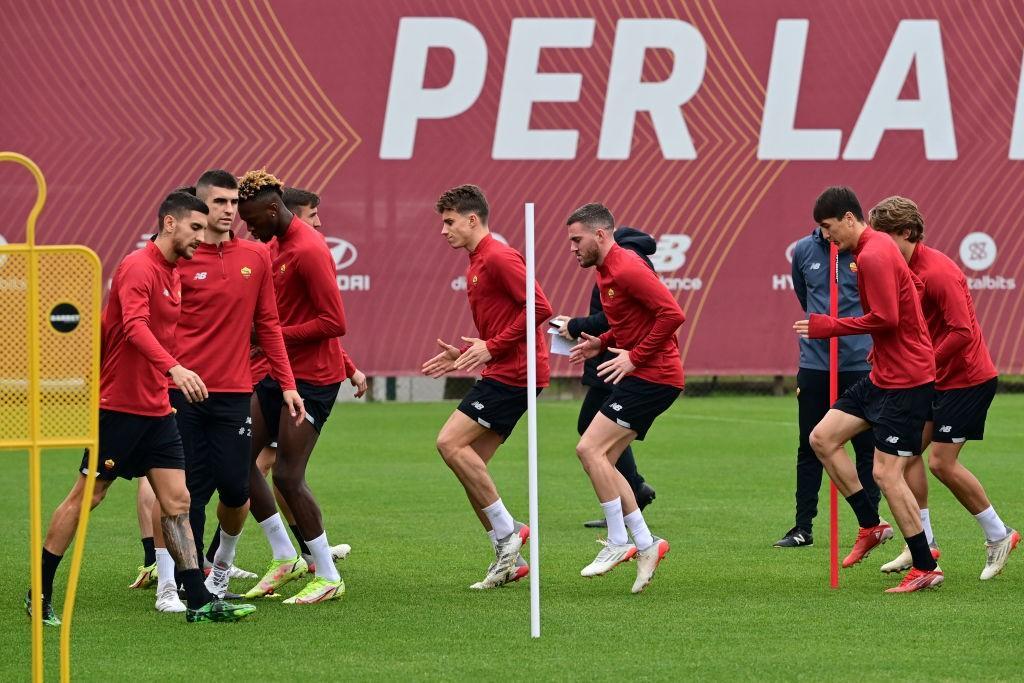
[307,532,340,582]
[487,530,498,551]
[600,497,628,545]
[259,513,297,560]
[623,508,654,550]
[975,506,1008,542]
[213,528,241,568]
[919,508,935,545]
[481,499,514,539]
[155,547,176,590]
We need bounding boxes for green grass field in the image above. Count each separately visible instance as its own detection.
[6,395,1023,681]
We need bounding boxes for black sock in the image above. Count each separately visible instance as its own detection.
[206,525,222,564]
[179,568,213,609]
[845,490,881,528]
[141,537,156,567]
[290,524,312,556]
[906,531,938,571]
[41,549,63,600]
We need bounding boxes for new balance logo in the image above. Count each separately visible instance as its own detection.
[809,262,821,270]
[885,436,899,444]
[609,403,623,412]
[471,401,484,410]
[163,288,170,297]
[194,272,208,280]
[793,534,806,544]
[938,425,952,433]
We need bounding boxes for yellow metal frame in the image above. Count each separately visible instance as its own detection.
[0,152,101,683]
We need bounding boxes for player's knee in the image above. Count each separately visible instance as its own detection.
[219,482,249,509]
[575,442,598,468]
[872,462,897,492]
[271,468,304,495]
[808,428,831,458]
[928,455,953,480]
[435,433,460,463]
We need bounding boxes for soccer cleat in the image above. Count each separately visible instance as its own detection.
[24,591,61,627]
[631,536,670,594]
[583,518,608,529]
[774,527,813,548]
[581,539,638,577]
[128,562,157,589]
[980,528,1021,580]
[885,566,944,593]
[880,543,941,574]
[330,543,352,561]
[155,583,186,613]
[242,556,308,598]
[470,555,528,590]
[492,522,529,577]
[205,561,230,599]
[185,598,257,623]
[227,564,257,580]
[282,577,345,604]
[842,520,894,568]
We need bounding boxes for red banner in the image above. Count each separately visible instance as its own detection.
[2,1,1022,375]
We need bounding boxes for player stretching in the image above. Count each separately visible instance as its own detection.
[871,196,1018,579]
[237,169,348,604]
[421,184,552,589]
[566,203,683,594]
[794,186,940,593]
[27,191,255,624]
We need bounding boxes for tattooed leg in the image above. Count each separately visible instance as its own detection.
[160,513,198,570]
[148,468,211,608]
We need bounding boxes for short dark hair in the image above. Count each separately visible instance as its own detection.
[870,196,925,243]
[435,184,489,224]
[158,191,208,226]
[283,187,320,211]
[172,185,197,196]
[813,186,864,223]
[566,203,614,231]
[196,168,238,192]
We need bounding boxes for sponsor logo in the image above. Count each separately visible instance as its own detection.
[240,266,251,279]
[471,401,484,410]
[809,262,821,270]
[193,272,208,280]
[885,436,899,444]
[49,303,81,333]
[324,236,371,292]
[609,402,623,412]
[958,232,1016,290]
[938,425,952,433]
[653,233,703,292]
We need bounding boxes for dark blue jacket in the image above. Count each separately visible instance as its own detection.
[792,228,871,371]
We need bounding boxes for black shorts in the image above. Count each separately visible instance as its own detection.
[255,376,341,442]
[80,409,184,481]
[930,377,998,443]
[832,376,934,456]
[457,378,540,440]
[598,377,681,441]
[170,390,252,508]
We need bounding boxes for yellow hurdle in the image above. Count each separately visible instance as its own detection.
[0,152,101,683]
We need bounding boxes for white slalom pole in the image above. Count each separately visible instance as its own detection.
[524,202,540,638]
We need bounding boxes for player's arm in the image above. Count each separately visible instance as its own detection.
[804,252,898,338]
[280,246,347,343]
[253,252,297,392]
[791,243,808,312]
[619,263,685,369]
[929,276,974,368]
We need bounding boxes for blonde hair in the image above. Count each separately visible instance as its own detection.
[869,196,925,243]
[237,168,283,202]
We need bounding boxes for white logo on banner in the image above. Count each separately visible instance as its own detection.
[653,234,702,291]
[324,236,371,292]
[959,232,996,271]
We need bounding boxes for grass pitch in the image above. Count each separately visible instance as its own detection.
[6,394,1023,681]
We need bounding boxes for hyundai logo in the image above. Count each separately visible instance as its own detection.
[324,237,358,270]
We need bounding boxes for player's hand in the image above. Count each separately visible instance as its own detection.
[551,314,575,340]
[349,369,368,398]
[793,319,810,339]
[452,336,492,373]
[249,344,264,360]
[596,348,635,384]
[168,365,208,403]
[421,339,461,378]
[282,389,306,426]
[569,332,602,364]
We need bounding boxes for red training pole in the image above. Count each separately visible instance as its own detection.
[829,243,840,589]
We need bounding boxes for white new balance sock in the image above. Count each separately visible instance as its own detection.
[487,530,498,551]
[975,506,1008,542]
[213,528,241,568]
[600,497,628,545]
[306,532,340,582]
[623,508,654,550]
[482,499,514,539]
[259,513,297,560]
[919,508,935,545]
[155,547,176,590]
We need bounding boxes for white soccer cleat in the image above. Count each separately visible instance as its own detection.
[580,539,637,578]
[227,564,257,580]
[204,561,230,599]
[155,583,186,613]
[470,554,528,590]
[330,543,352,561]
[631,536,670,594]
[981,528,1021,580]
[880,543,941,574]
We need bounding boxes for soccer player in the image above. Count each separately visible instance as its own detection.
[149,169,305,612]
[774,226,880,548]
[28,191,255,624]
[870,196,1018,579]
[565,203,683,594]
[793,186,941,594]
[551,226,659,529]
[237,169,349,604]
[421,184,552,589]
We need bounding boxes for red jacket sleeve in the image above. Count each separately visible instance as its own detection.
[341,348,356,378]
[281,240,347,343]
[808,252,899,338]
[120,265,179,374]
[927,276,973,369]
[621,260,685,368]
[253,251,297,391]
[484,250,553,358]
